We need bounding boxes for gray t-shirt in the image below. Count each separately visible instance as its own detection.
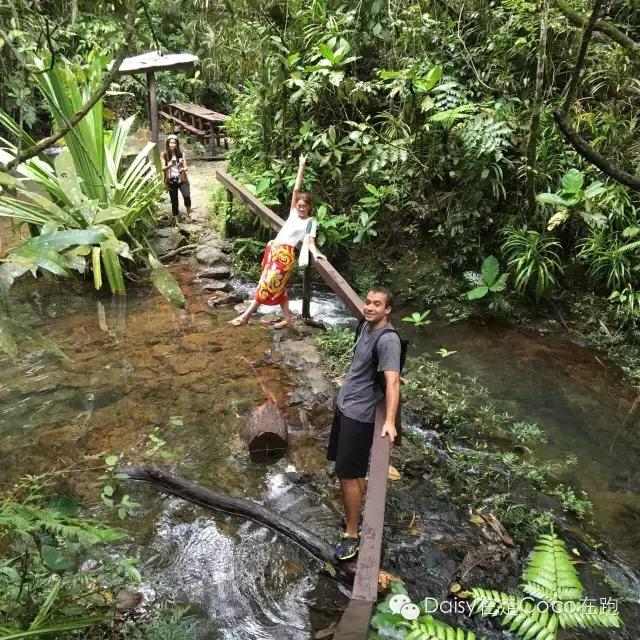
[336,323,401,423]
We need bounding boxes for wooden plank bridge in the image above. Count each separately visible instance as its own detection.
[215,169,392,639]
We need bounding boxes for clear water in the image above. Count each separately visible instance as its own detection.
[2,258,640,635]
[0,265,344,639]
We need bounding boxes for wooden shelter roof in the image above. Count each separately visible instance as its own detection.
[113,52,199,75]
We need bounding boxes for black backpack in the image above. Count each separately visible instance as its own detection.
[354,319,409,445]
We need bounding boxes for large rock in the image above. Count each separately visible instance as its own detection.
[177,223,204,236]
[150,227,184,255]
[207,292,244,307]
[200,232,232,252]
[202,280,229,293]
[196,244,226,266]
[198,265,232,279]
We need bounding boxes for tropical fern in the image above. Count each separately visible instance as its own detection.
[521,534,583,602]
[469,533,623,640]
[0,502,124,545]
[459,113,515,161]
[405,614,485,640]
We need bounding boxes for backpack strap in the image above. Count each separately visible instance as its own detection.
[354,318,367,345]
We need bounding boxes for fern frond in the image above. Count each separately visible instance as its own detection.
[522,533,583,602]
[405,614,486,639]
[470,588,558,640]
[556,601,623,630]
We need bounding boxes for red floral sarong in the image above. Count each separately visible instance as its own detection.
[254,241,296,305]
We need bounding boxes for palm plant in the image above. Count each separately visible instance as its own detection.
[0,55,164,295]
[502,227,563,300]
[470,533,623,640]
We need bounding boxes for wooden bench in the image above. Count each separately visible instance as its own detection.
[159,110,206,137]
[167,102,229,152]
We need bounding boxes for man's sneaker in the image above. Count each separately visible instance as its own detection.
[335,533,360,561]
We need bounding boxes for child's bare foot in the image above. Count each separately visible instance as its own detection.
[274,316,296,330]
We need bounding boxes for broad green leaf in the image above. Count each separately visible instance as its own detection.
[318,43,336,64]
[148,254,186,309]
[467,286,488,299]
[41,545,74,571]
[537,192,567,206]
[562,169,584,193]
[583,181,606,199]
[424,65,443,91]
[389,580,408,595]
[54,151,84,207]
[481,255,499,286]
[489,273,508,292]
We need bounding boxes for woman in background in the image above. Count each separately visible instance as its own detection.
[161,135,191,223]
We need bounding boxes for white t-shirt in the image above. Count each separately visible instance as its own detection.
[274,208,317,247]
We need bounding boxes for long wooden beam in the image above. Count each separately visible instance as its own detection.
[215,168,390,639]
[333,404,390,639]
[215,169,364,317]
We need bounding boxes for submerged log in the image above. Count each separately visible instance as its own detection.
[117,464,335,565]
[242,401,288,460]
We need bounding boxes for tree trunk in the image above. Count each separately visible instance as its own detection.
[526,0,551,217]
[242,401,289,460]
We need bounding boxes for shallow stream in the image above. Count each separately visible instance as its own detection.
[1,263,640,636]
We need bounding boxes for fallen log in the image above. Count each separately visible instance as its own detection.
[116,464,336,565]
[243,401,288,461]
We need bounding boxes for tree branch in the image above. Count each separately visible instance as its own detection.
[117,464,355,583]
[552,108,640,191]
[563,0,604,112]
[0,47,128,173]
[554,0,640,55]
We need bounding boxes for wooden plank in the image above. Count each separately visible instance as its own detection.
[159,111,206,136]
[331,600,375,640]
[302,265,311,318]
[215,169,284,231]
[312,258,364,319]
[352,403,389,600]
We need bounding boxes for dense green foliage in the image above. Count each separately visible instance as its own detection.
[0,56,163,294]
[4,0,640,319]
[0,471,196,639]
[370,533,623,639]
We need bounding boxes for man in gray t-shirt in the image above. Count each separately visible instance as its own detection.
[327,287,401,561]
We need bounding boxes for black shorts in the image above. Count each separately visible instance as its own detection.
[327,408,374,479]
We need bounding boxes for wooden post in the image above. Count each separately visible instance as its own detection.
[302,264,312,318]
[147,71,159,143]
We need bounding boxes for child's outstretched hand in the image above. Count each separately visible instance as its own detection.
[299,153,307,166]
